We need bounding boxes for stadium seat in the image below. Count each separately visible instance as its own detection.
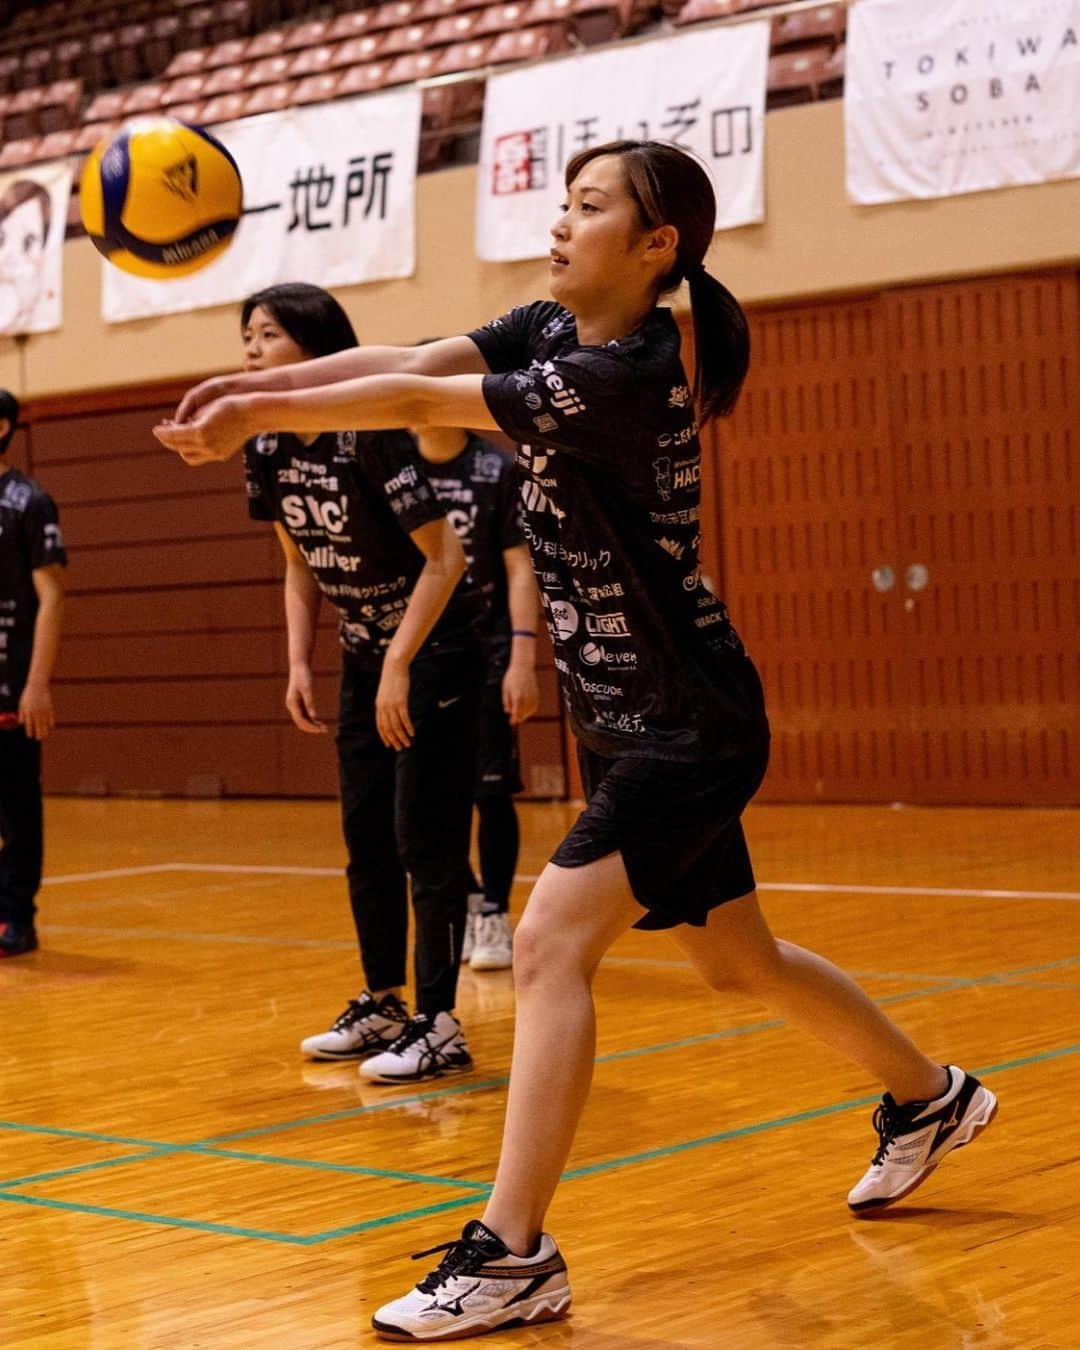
[818,41,845,99]
[82,90,127,124]
[54,39,86,82]
[161,73,208,107]
[245,29,288,61]
[383,50,442,85]
[0,137,38,168]
[111,23,151,85]
[120,82,167,116]
[77,32,115,91]
[205,38,252,69]
[0,55,20,94]
[18,45,52,91]
[371,0,423,33]
[202,63,249,96]
[436,35,495,73]
[290,71,340,106]
[38,79,82,135]
[766,42,831,106]
[771,4,846,52]
[3,87,45,142]
[489,21,571,62]
[522,0,574,25]
[331,35,388,68]
[35,127,80,160]
[209,0,255,44]
[243,78,294,114]
[144,16,183,74]
[166,99,207,125]
[674,0,772,24]
[475,3,532,37]
[429,10,486,45]
[327,10,379,41]
[199,89,249,122]
[163,48,209,81]
[379,22,433,57]
[281,18,331,52]
[287,43,337,78]
[244,54,293,86]
[74,120,120,153]
[335,61,391,98]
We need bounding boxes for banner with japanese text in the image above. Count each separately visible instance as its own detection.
[103,88,421,322]
[476,23,770,261]
[0,161,71,336]
[846,0,1080,204]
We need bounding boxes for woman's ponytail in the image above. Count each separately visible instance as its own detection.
[686,264,750,424]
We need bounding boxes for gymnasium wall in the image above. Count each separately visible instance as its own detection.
[9,98,1079,803]
[6,99,1080,401]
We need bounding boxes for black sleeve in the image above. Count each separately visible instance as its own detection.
[480,347,637,467]
[362,434,448,536]
[495,457,524,552]
[244,438,277,522]
[467,302,561,375]
[26,491,68,570]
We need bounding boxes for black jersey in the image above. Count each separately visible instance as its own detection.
[469,301,768,761]
[0,468,68,714]
[422,434,523,647]
[244,429,483,667]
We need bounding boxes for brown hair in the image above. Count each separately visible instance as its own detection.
[565,140,749,423]
[0,178,52,239]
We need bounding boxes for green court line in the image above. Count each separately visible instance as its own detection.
[0,1190,312,1244]
[4,1041,1076,1245]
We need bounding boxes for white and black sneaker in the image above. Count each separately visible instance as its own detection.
[300,991,409,1061]
[848,1064,998,1213]
[372,1219,570,1341]
[460,892,485,965]
[360,1011,473,1085]
[470,912,513,972]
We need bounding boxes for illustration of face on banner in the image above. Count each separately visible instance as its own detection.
[0,164,72,336]
[846,0,1080,204]
[475,22,770,262]
[102,88,421,323]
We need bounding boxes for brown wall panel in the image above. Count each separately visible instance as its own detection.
[45,726,284,796]
[60,491,260,550]
[57,630,282,681]
[52,676,285,726]
[66,535,283,591]
[63,582,280,637]
[35,448,244,505]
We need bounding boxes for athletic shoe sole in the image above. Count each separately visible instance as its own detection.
[468,953,512,971]
[849,1087,998,1215]
[373,1289,571,1341]
[302,1046,391,1061]
[363,1057,474,1086]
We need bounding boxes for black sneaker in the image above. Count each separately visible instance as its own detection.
[0,920,38,957]
[848,1064,998,1212]
[372,1219,571,1341]
[299,991,409,1060]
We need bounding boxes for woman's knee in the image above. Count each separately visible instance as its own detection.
[512,916,588,993]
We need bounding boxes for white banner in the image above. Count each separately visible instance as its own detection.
[476,23,770,261]
[103,88,421,322]
[0,162,71,336]
[847,0,1080,204]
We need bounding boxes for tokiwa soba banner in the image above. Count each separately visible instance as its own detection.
[475,22,771,262]
[846,0,1080,204]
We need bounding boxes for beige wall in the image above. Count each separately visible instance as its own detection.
[13,98,1080,399]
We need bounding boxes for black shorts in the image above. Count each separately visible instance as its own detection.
[551,743,769,931]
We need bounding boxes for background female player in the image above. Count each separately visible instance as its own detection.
[158,142,998,1341]
[237,283,486,1085]
[411,419,539,972]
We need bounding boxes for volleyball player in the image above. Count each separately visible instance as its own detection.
[412,421,539,971]
[0,388,66,958]
[237,284,486,1085]
[159,142,998,1341]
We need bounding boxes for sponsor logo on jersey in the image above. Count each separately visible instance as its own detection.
[547,598,579,642]
[579,640,637,668]
[254,432,279,456]
[654,457,672,501]
[668,384,691,408]
[282,494,349,535]
[585,611,630,637]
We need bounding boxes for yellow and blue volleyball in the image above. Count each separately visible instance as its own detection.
[80,116,243,279]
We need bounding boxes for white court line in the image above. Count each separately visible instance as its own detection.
[41,863,1080,902]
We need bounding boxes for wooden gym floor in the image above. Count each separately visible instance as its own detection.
[2,796,1078,1348]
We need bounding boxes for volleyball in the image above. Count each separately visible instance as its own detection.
[79,117,243,280]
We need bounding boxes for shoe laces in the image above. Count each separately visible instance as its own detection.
[330,996,374,1032]
[870,1096,919,1166]
[412,1231,504,1293]
[385,1013,435,1055]
[476,913,508,945]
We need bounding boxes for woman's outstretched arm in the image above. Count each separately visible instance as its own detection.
[173,336,488,423]
[156,373,498,465]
